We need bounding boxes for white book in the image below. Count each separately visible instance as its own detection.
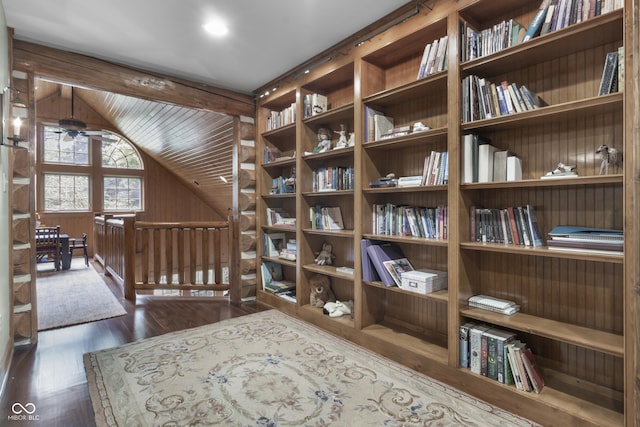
[469,324,491,374]
[373,114,394,141]
[506,156,522,181]
[463,134,474,184]
[478,144,499,183]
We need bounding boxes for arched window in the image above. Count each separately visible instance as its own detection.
[40,126,145,212]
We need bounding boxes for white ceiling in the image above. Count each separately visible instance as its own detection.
[2,0,410,94]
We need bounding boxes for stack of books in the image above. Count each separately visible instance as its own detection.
[546,225,623,254]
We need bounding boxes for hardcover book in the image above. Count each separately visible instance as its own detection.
[366,242,408,287]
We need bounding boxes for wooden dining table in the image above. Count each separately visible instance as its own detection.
[36,232,71,270]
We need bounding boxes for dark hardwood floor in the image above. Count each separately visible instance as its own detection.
[0,261,269,426]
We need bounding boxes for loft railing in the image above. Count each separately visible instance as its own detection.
[93,215,238,302]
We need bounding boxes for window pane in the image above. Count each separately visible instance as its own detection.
[42,126,90,165]
[103,176,143,211]
[102,136,143,169]
[43,173,90,211]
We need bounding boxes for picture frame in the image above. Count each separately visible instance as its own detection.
[265,232,286,257]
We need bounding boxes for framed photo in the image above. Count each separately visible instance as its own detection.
[265,232,286,257]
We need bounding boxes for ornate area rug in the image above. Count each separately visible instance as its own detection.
[37,258,127,330]
[84,310,540,426]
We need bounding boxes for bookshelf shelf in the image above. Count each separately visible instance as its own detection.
[261,256,296,268]
[460,10,623,76]
[460,307,624,358]
[363,126,448,151]
[362,233,448,247]
[255,1,632,424]
[302,264,355,281]
[363,281,448,303]
[459,241,624,264]
[461,93,623,131]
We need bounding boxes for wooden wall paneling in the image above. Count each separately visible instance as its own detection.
[238,116,258,300]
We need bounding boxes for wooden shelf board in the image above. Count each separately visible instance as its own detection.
[363,126,448,150]
[302,146,354,161]
[461,174,623,189]
[363,71,448,107]
[299,304,355,328]
[361,322,448,365]
[302,190,354,197]
[461,93,623,131]
[257,290,297,309]
[460,242,624,264]
[261,225,296,233]
[262,157,296,169]
[363,184,447,193]
[458,367,623,426]
[303,228,354,237]
[302,103,354,126]
[261,193,296,200]
[363,281,448,303]
[261,256,296,268]
[362,233,448,247]
[461,10,623,77]
[459,307,623,357]
[302,264,355,281]
[262,122,296,138]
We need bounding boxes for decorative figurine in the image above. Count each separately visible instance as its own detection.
[314,127,332,153]
[315,242,335,265]
[543,162,577,179]
[596,144,621,175]
[347,132,355,147]
[334,124,348,149]
[412,121,431,133]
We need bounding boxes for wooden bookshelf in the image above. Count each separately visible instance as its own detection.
[255,1,634,425]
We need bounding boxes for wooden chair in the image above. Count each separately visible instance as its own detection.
[69,233,89,266]
[36,226,61,270]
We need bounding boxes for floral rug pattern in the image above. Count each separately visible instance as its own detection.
[84,310,540,426]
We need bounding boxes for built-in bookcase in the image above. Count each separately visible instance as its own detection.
[255,1,632,425]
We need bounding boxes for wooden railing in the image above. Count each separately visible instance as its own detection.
[94,215,238,302]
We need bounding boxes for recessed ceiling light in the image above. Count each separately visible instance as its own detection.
[203,18,229,37]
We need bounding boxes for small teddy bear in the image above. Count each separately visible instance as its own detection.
[309,274,336,308]
[315,242,335,265]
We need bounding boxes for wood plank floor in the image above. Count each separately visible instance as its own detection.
[0,261,269,426]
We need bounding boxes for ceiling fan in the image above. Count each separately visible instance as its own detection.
[56,86,115,142]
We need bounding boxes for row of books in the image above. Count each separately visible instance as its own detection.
[261,261,296,300]
[462,76,544,123]
[598,47,624,96]
[460,322,544,393]
[263,146,295,164]
[265,207,296,227]
[460,18,526,63]
[462,134,522,183]
[265,102,296,131]
[547,225,623,254]
[271,175,295,194]
[302,93,328,118]
[309,206,344,231]
[421,151,449,186]
[263,232,297,260]
[373,203,448,240]
[312,166,354,192]
[417,35,448,79]
[526,0,623,45]
[364,107,395,142]
[470,204,544,247]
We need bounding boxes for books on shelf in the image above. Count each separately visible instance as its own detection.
[266,207,296,227]
[270,174,295,194]
[303,93,328,118]
[382,258,414,287]
[470,205,543,246]
[373,113,394,141]
[264,147,295,164]
[336,266,354,275]
[310,206,345,230]
[279,238,297,261]
[547,225,623,253]
[460,17,525,62]
[462,76,544,123]
[312,166,354,191]
[523,0,551,42]
[598,50,621,96]
[373,203,447,240]
[468,294,520,315]
[365,242,408,287]
[264,232,286,257]
[261,261,296,295]
[417,35,448,79]
[266,102,296,131]
[421,151,449,186]
[360,239,382,282]
[463,134,521,183]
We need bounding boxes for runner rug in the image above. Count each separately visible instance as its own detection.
[84,310,540,426]
[37,259,127,330]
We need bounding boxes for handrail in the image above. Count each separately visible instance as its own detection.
[93,215,237,302]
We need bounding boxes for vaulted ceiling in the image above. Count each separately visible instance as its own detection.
[35,80,236,218]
